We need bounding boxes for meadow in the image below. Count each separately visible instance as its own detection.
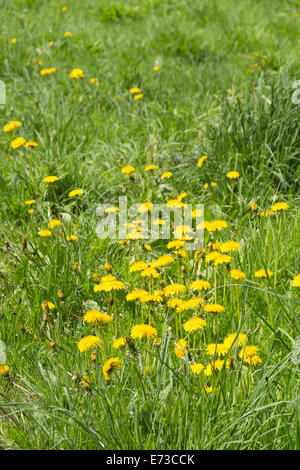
[0,0,300,450]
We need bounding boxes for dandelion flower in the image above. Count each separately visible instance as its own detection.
[11,137,26,149]
[64,31,72,37]
[226,171,240,179]
[66,235,77,241]
[0,365,9,376]
[239,346,262,365]
[38,229,52,237]
[184,317,207,332]
[44,176,59,183]
[206,343,229,357]
[164,283,186,297]
[121,165,135,176]
[25,199,36,205]
[254,269,273,279]
[40,68,56,76]
[161,171,172,179]
[214,254,232,265]
[219,241,242,253]
[204,304,225,314]
[42,301,55,310]
[190,280,211,291]
[197,156,208,168]
[144,164,158,171]
[48,219,61,229]
[291,274,300,287]
[131,323,158,339]
[130,88,141,94]
[69,68,84,79]
[174,339,188,358]
[81,376,91,389]
[153,255,175,268]
[25,141,38,148]
[230,269,246,281]
[224,332,247,348]
[113,337,127,349]
[68,189,83,197]
[84,310,113,325]
[190,363,204,375]
[126,289,148,301]
[130,261,148,273]
[103,357,122,380]
[271,202,289,212]
[141,267,160,279]
[3,120,22,132]
[167,240,185,250]
[78,335,101,352]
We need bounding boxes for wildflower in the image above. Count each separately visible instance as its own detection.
[205,251,220,262]
[197,155,208,168]
[141,267,160,279]
[167,240,185,250]
[134,92,143,99]
[254,269,273,278]
[204,304,225,314]
[291,274,300,287]
[105,206,119,213]
[161,171,172,179]
[206,343,229,357]
[48,219,61,229]
[153,255,175,268]
[184,317,207,332]
[203,364,213,376]
[250,201,258,212]
[129,88,141,94]
[42,301,55,310]
[78,335,101,352]
[11,137,26,149]
[213,254,232,265]
[174,339,188,358]
[25,141,38,148]
[10,38,16,44]
[64,31,72,37]
[226,171,240,179]
[167,199,185,209]
[103,263,111,272]
[48,41,54,46]
[84,310,113,325]
[25,200,36,205]
[103,357,122,380]
[153,66,161,71]
[212,359,230,371]
[230,269,246,281]
[57,289,64,299]
[73,262,79,271]
[130,261,148,273]
[0,365,9,377]
[219,241,242,253]
[94,280,126,292]
[192,208,203,218]
[44,176,59,183]
[144,164,158,171]
[113,337,127,349]
[66,235,77,241]
[138,202,152,213]
[164,283,187,297]
[144,244,152,251]
[40,68,56,76]
[3,121,21,132]
[271,202,289,212]
[224,333,247,348]
[81,376,91,389]
[68,189,83,197]
[167,297,183,308]
[154,337,162,345]
[121,165,135,176]
[207,220,229,232]
[62,6,68,12]
[176,297,203,312]
[38,229,52,237]
[190,280,211,291]
[69,68,84,79]
[140,291,164,303]
[190,363,204,375]
[239,346,262,365]
[126,289,148,301]
[131,324,158,339]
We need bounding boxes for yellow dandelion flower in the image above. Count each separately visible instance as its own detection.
[161,171,172,179]
[219,241,242,253]
[230,269,246,281]
[11,137,26,149]
[167,240,185,250]
[250,201,258,212]
[129,88,141,94]
[224,333,247,348]
[144,244,152,251]
[0,365,9,376]
[131,323,158,339]
[25,141,38,148]
[126,289,148,301]
[84,310,113,325]
[164,283,187,297]
[3,120,22,132]
[78,335,101,352]
[176,297,203,313]
[204,304,225,314]
[113,337,127,349]
[103,357,122,380]
[197,155,208,168]
[153,255,175,267]
[144,164,158,171]
[239,346,262,365]
[66,235,77,241]
[167,199,185,209]
[140,292,164,303]
[190,363,204,375]
[40,68,56,76]
[184,317,207,332]
[94,280,126,292]
[174,339,188,358]
[69,68,84,79]
[121,165,135,176]
[44,176,59,183]
[25,199,36,205]
[141,267,160,279]
[167,297,183,308]
[206,343,229,357]
[226,171,240,179]
[64,31,72,37]
[41,301,55,310]
[48,219,61,229]
[205,251,220,262]
[38,229,52,237]
[130,261,148,273]
[190,280,211,291]
[254,269,273,279]
[153,65,161,71]
[207,220,229,232]
[68,189,83,197]
[81,375,91,389]
[138,202,152,213]
[271,202,289,212]
[213,254,232,265]
[291,274,300,287]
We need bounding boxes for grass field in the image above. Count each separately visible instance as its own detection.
[0,0,300,450]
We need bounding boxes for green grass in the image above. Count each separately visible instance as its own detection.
[0,0,300,450]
